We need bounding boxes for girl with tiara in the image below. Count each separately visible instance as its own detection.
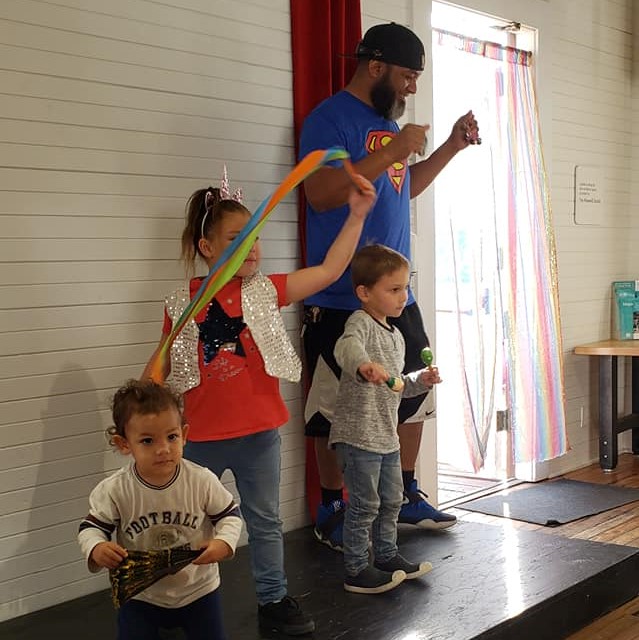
[142,168,375,636]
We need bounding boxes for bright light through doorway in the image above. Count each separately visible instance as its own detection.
[431,2,536,505]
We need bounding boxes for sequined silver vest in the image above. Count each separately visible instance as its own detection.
[241,272,301,383]
[165,286,200,395]
[165,273,301,394]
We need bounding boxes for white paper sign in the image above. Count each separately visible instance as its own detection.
[574,165,604,225]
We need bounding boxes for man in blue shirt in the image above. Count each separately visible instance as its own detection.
[300,22,480,550]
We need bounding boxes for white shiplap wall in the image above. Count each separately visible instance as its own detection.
[546,0,636,475]
[0,0,307,622]
[1,0,638,624]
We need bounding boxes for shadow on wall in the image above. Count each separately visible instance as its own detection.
[4,366,118,624]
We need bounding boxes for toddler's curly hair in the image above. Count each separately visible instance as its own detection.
[107,379,184,445]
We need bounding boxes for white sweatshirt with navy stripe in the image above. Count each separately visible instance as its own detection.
[78,459,242,608]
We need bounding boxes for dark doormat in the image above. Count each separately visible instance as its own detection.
[458,478,639,526]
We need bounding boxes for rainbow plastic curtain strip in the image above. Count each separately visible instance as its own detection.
[435,29,532,66]
[147,147,349,383]
[501,60,568,463]
[435,29,567,465]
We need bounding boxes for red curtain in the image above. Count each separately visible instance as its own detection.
[290,0,361,520]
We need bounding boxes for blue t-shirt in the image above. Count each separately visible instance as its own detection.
[299,90,414,310]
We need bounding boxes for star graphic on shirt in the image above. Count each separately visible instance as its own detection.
[198,299,246,365]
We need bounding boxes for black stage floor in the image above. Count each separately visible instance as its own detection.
[3,520,639,640]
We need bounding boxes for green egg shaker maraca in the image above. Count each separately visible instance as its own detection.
[421,347,433,367]
[386,376,404,392]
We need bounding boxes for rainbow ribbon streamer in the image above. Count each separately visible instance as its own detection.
[148,147,350,383]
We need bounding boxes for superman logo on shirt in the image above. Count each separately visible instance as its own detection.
[365,130,407,193]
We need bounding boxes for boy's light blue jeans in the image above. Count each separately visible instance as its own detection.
[334,443,403,576]
[185,429,286,606]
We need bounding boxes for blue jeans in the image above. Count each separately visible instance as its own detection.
[335,444,403,576]
[117,589,225,640]
[185,429,287,606]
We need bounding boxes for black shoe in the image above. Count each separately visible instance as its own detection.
[374,553,433,579]
[343,565,406,594]
[258,595,315,635]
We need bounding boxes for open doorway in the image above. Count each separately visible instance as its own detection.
[431,2,537,505]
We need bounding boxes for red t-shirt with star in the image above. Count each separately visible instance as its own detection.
[162,275,290,441]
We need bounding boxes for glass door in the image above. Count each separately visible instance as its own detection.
[431,3,527,501]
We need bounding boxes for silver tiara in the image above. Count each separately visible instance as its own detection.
[201,165,244,237]
[219,165,243,203]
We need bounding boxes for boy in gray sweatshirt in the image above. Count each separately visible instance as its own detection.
[329,244,442,594]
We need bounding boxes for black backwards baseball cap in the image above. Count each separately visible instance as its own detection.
[355,22,425,71]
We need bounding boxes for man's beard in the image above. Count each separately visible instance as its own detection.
[370,73,405,120]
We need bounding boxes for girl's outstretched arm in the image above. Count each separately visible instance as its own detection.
[285,176,376,304]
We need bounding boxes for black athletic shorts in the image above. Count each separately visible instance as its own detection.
[302,302,430,437]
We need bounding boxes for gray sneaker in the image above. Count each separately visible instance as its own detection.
[344,565,406,594]
[374,553,433,579]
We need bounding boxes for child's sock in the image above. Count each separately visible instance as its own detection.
[402,470,415,494]
[321,487,343,507]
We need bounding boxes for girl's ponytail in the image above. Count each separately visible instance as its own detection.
[181,187,221,275]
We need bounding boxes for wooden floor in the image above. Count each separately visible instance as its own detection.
[448,453,639,640]
[4,454,639,639]
[438,466,502,504]
[7,512,637,640]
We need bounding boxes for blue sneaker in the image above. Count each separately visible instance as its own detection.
[398,480,457,529]
[314,499,346,551]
